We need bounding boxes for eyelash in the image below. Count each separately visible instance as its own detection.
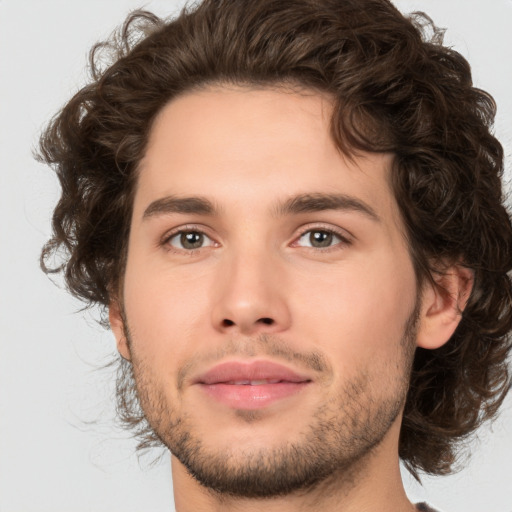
[161,224,352,254]
[161,225,217,254]
[292,225,353,251]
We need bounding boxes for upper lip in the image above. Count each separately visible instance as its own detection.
[194,360,312,385]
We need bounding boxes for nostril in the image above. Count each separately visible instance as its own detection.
[220,317,274,328]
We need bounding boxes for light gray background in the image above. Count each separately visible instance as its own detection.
[1,1,511,511]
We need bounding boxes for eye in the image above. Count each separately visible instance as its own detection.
[295,229,348,249]
[166,230,216,251]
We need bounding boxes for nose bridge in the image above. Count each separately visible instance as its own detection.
[211,239,291,335]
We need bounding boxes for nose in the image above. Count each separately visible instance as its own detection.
[210,249,291,336]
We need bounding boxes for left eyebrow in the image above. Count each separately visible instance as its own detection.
[273,193,381,222]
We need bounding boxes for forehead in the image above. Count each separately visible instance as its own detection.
[135,86,398,223]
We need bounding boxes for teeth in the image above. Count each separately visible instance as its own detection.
[227,379,282,385]
[251,380,270,386]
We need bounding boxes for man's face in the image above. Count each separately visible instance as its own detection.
[113,86,420,496]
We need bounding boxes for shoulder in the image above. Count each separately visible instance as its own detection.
[416,503,441,512]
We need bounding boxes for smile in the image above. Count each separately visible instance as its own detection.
[222,379,285,385]
[194,360,312,409]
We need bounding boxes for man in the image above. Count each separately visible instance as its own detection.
[38,0,512,510]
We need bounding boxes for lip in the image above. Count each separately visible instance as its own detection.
[194,360,312,410]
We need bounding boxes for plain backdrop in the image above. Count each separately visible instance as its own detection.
[1,1,511,511]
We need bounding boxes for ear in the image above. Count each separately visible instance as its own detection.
[109,300,132,361]
[416,265,474,350]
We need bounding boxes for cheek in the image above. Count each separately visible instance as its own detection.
[292,250,417,373]
[122,257,212,364]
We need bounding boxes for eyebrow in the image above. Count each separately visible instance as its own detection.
[143,195,219,219]
[142,192,380,222]
[273,193,380,222]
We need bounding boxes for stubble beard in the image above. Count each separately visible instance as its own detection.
[117,303,419,499]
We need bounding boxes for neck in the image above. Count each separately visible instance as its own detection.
[171,421,416,512]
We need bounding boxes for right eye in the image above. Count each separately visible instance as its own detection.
[166,230,216,251]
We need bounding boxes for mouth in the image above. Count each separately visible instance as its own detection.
[194,360,312,410]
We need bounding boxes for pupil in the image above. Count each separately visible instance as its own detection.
[181,232,203,249]
[310,231,332,247]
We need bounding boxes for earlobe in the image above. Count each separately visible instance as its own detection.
[416,265,474,350]
[109,300,132,361]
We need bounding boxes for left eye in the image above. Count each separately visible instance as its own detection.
[296,229,344,248]
[167,230,215,250]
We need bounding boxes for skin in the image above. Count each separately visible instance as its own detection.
[110,86,471,512]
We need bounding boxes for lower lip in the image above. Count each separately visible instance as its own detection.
[199,382,309,409]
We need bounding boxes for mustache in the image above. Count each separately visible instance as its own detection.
[176,334,332,390]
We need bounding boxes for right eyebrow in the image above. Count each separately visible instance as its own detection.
[142,195,219,220]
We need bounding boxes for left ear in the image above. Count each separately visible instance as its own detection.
[416,265,474,350]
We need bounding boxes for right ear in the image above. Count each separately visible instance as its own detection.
[109,300,131,361]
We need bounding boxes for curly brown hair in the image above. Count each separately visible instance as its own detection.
[39,0,512,478]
